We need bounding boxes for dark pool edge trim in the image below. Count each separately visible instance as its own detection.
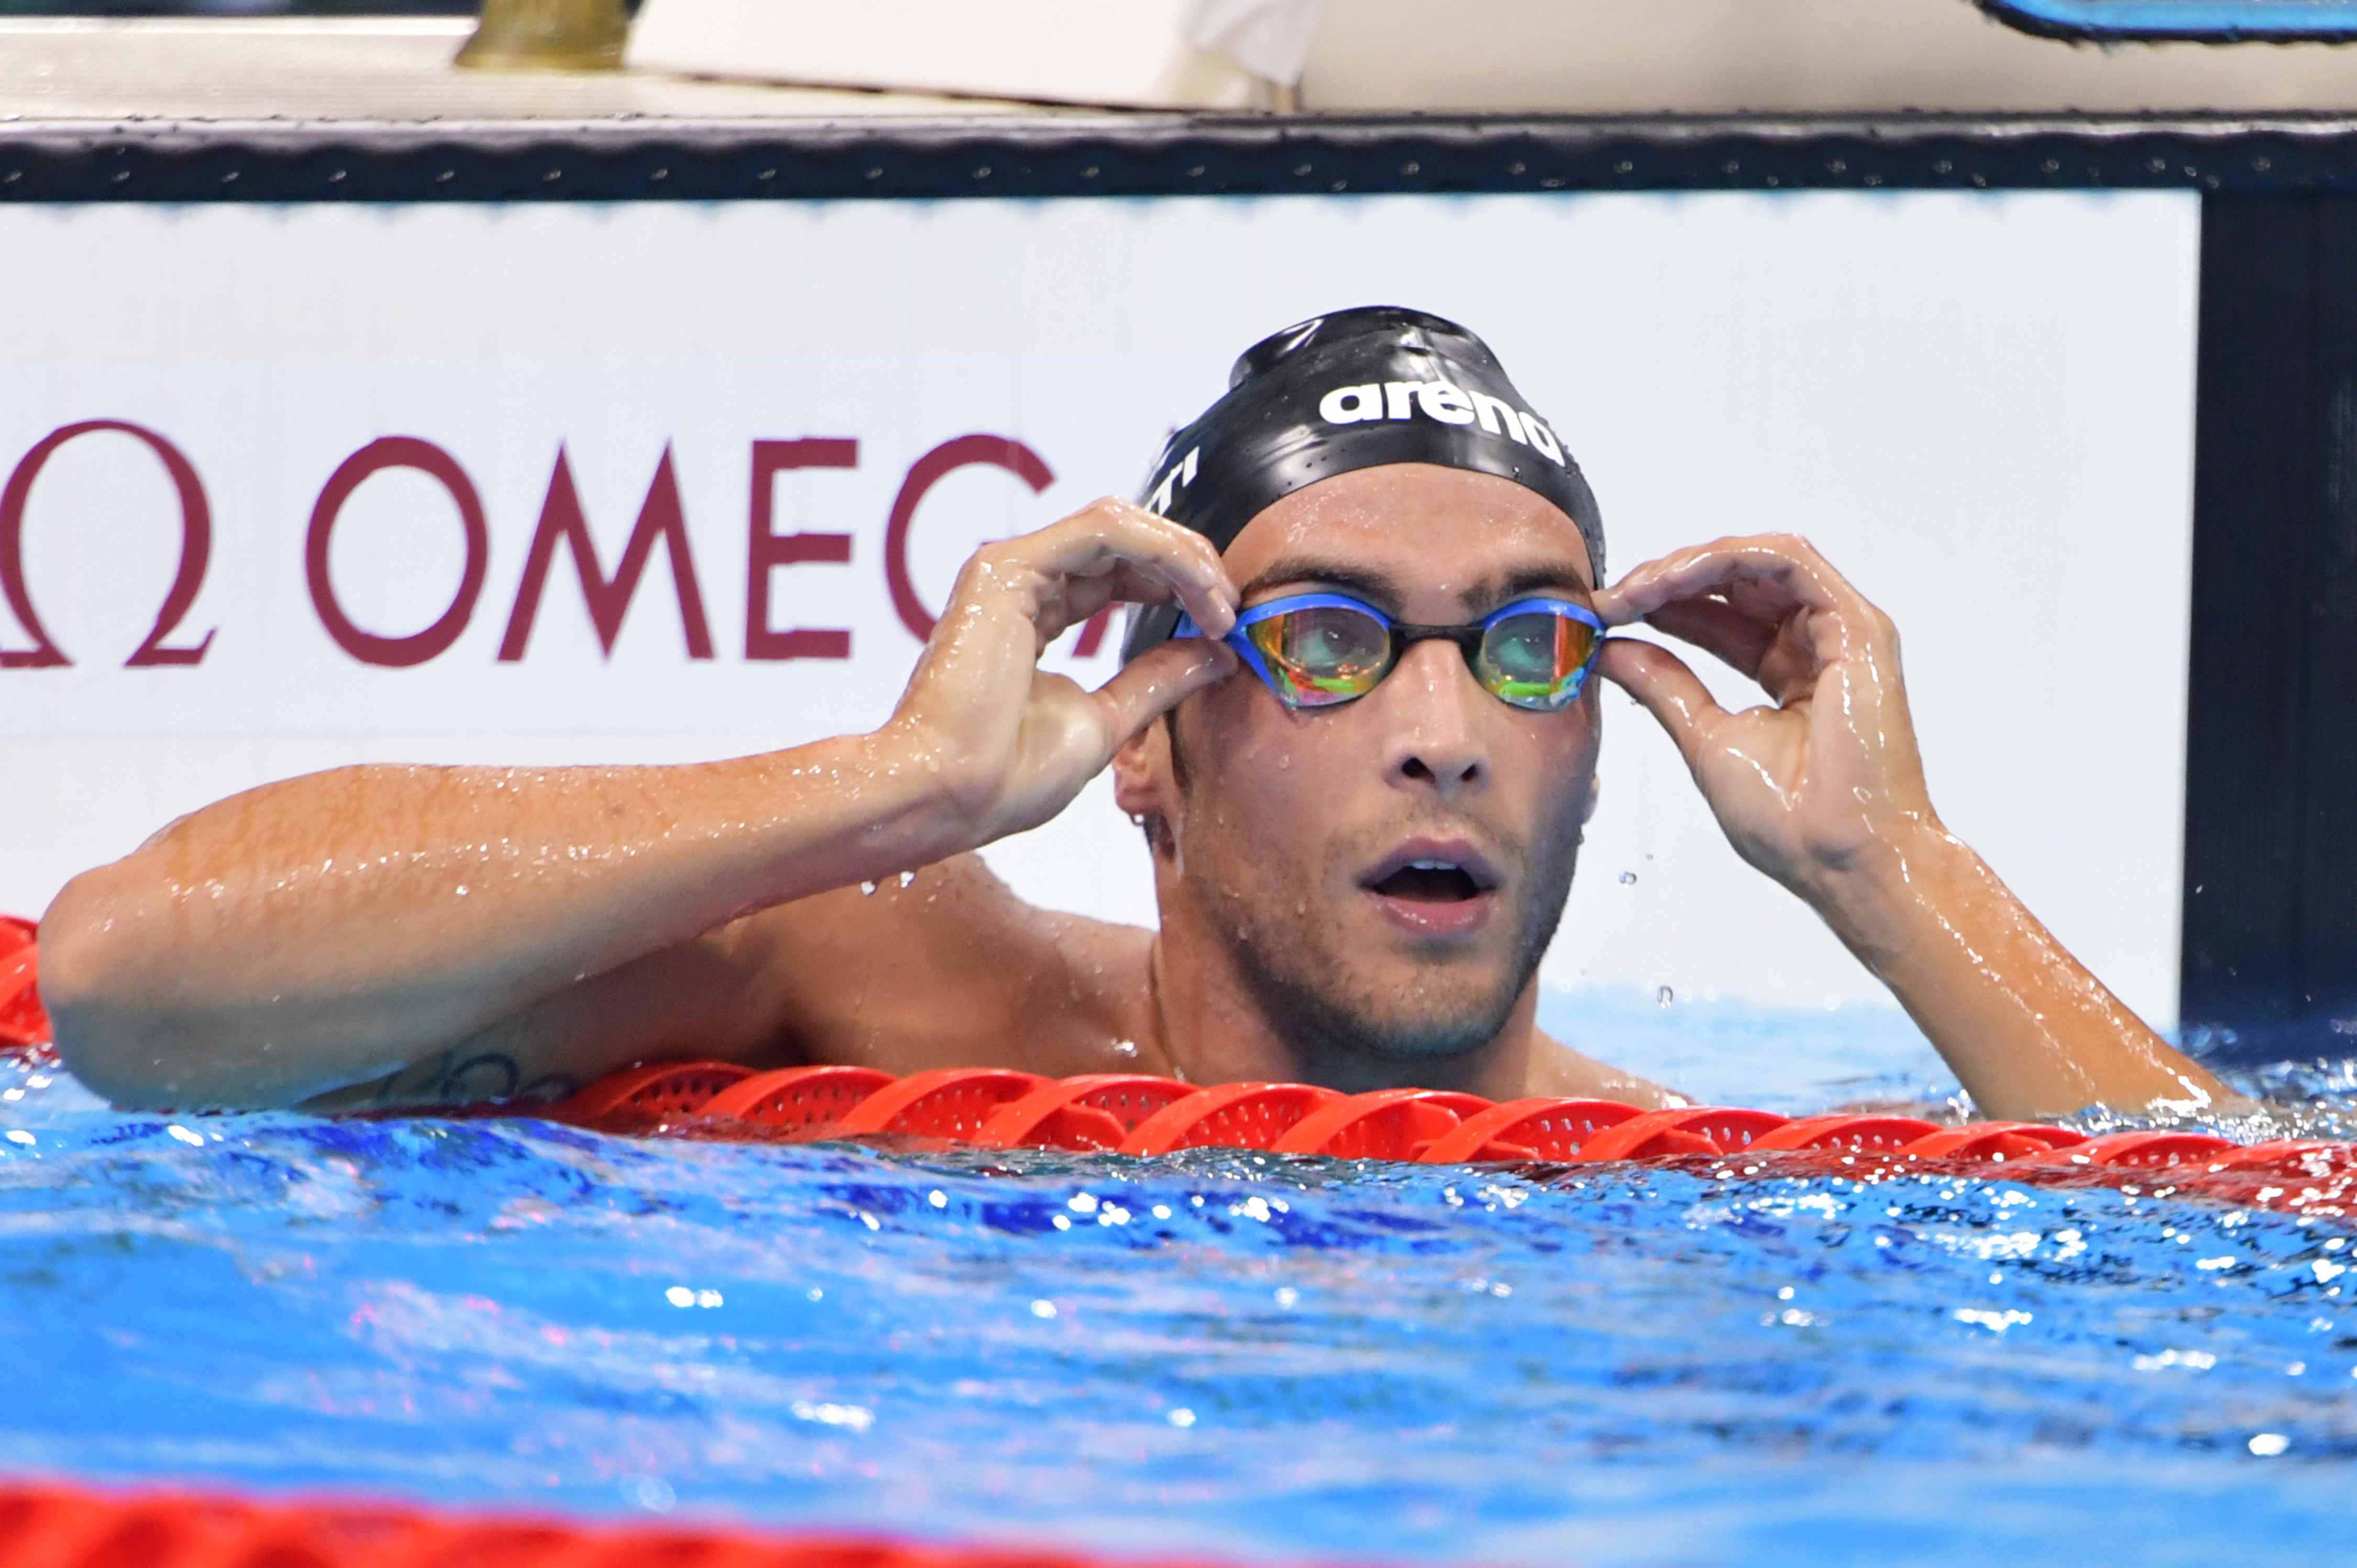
[14,112,2357,201]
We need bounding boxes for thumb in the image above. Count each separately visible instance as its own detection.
[1597,638,1731,783]
[1087,638,1238,746]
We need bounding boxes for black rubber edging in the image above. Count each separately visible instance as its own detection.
[12,113,2357,202]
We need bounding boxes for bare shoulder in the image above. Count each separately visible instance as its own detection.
[1525,1028,1686,1109]
[730,852,1161,1078]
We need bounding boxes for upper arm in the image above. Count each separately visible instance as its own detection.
[296,914,798,1111]
[304,854,1149,1111]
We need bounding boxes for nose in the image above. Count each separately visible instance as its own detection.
[1373,637,1490,800]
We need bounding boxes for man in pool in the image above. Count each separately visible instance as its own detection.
[37,307,2232,1124]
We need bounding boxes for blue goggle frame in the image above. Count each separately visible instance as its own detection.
[1175,590,1606,712]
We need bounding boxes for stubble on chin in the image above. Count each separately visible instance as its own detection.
[1191,821,1582,1071]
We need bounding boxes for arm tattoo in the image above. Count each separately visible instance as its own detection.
[317,1048,578,1113]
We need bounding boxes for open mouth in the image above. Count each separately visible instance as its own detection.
[1360,844,1503,924]
[1370,860,1486,903]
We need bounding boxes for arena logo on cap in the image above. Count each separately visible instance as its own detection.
[1145,444,1199,515]
[1316,380,1566,465]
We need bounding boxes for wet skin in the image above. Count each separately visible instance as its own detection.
[38,465,2233,1121]
[1110,467,1640,1099]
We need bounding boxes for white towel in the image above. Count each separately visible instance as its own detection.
[1182,0,1329,86]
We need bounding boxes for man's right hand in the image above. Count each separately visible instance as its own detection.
[38,497,1239,1110]
[885,498,1239,849]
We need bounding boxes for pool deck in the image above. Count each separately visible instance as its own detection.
[6,16,2357,202]
[0,17,1046,129]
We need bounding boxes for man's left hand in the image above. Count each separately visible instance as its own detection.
[1589,533,1939,908]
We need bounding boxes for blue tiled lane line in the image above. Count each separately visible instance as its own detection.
[1980,0,2357,39]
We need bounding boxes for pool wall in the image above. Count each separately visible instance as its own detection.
[0,190,2198,1032]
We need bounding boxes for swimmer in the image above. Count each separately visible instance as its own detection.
[37,307,2236,1122]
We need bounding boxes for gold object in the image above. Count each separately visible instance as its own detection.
[455,0,630,72]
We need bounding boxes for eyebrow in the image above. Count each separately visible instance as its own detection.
[1239,559,1405,611]
[1488,565,1595,606]
[1241,557,1592,619]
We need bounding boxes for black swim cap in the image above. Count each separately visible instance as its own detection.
[1122,306,1605,661]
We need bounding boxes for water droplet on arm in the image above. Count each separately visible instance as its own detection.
[1619,871,1636,885]
[860,881,878,896]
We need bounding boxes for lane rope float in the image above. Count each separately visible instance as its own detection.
[0,916,47,1057]
[541,1059,2356,1220]
[0,922,2347,1219]
[0,1480,1265,1568]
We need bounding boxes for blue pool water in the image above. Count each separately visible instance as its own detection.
[3,997,2354,1567]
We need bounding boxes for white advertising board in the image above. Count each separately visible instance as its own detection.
[0,192,2197,1036]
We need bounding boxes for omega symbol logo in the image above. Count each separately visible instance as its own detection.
[0,420,215,669]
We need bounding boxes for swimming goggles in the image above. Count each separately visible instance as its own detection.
[1174,591,1605,713]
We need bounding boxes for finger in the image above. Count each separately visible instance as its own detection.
[1087,637,1238,747]
[1003,500,1239,637]
[1596,535,1860,628]
[1595,639,1733,782]
[1640,598,1779,682]
[1032,562,1221,657]
[1647,598,1825,707]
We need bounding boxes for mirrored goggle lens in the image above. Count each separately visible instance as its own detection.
[1476,610,1600,711]
[1246,603,1393,706]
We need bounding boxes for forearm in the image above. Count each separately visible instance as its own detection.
[1813,824,2238,1122]
[39,496,1236,1110]
[40,727,960,1108]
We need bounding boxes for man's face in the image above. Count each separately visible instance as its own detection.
[1119,463,1602,1073]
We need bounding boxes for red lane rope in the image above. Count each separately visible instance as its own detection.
[0,1481,1275,1568]
[539,1060,2355,1219]
[0,923,2347,1219]
[0,916,49,1057]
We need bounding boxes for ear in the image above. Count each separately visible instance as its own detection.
[1113,713,1182,841]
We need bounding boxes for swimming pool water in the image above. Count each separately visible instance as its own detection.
[2,1002,2353,1568]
